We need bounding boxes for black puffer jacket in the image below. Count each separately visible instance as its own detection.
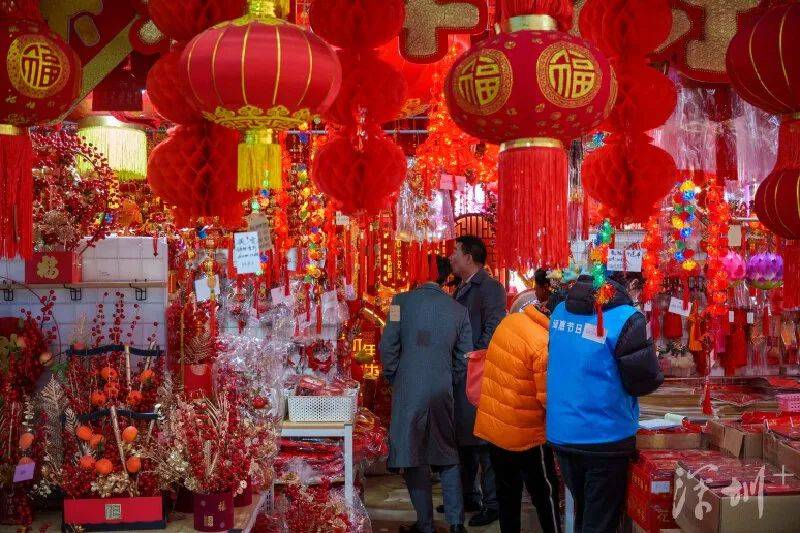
[565,275,664,398]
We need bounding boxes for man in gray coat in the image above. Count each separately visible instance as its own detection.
[380,257,473,533]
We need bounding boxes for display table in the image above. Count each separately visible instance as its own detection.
[280,420,354,506]
[27,492,266,532]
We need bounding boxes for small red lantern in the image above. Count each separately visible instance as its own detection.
[445,0,614,269]
[181,0,341,191]
[0,1,82,259]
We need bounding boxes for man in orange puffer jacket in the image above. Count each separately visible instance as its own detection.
[473,304,561,533]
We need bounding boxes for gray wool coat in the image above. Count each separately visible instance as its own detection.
[379,283,473,469]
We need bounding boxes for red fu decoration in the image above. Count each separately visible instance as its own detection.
[445,0,614,270]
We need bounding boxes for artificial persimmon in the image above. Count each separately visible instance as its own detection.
[89,434,104,450]
[126,390,143,406]
[103,381,120,398]
[100,366,118,381]
[79,455,96,470]
[140,369,155,382]
[90,390,107,407]
[122,426,138,443]
[76,426,93,441]
[95,458,113,475]
[18,432,34,450]
[126,456,142,474]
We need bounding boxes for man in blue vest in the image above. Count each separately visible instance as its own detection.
[546,275,663,533]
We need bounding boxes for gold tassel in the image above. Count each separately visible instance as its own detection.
[77,116,147,181]
[238,128,282,191]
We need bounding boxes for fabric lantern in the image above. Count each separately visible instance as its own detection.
[181,0,341,191]
[0,1,81,259]
[147,123,248,228]
[445,0,614,269]
[77,116,147,181]
[727,3,800,308]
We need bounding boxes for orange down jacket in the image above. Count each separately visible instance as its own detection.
[473,305,549,451]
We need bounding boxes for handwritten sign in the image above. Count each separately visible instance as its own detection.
[607,249,643,272]
[233,231,260,275]
[668,297,692,317]
[625,249,643,272]
[335,212,350,226]
[194,278,211,302]
[247,214,272,252]
[13,462,35,482]
[607,249,625,272]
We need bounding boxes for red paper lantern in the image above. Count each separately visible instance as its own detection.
[445,1,614,269]
[181,2,341,191]
[146,47,201,125]
[309,0,405,50]
[148,0,247,42]
[147,123,248,228]
[0,6,82,259]
[754,168,800,241]
[312,133,407,216]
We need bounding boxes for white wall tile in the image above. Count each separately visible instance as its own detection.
[142,260,166,281]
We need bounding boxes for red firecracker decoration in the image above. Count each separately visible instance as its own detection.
[147,123,248,228]
[182,2,341,191]
[579,0,677,224]
[445,0,614,270]
[641,215,664,305]
[310,0,407,217]
[0,1,82,259]
[727,3,800,309]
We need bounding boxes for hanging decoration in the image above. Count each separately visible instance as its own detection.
[0,0,82,259]
[641,215,664,305]
[746,253,783,291]
[146,46,203,126]
[579,0,677,224]
[400,0,488,63]
[589,218,614,337]
[670,179,700,274]
[445,0,615,270]
[147,0,248,42]
[310,0,408,217]
[727,2,800,309]
[77,116,147,181]
[181,0,342,191]
[703,182,730,317]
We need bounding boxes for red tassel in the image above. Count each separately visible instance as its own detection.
[284,257,290,296]
[152,234,159,257]
[701,379,713,416]
[409,243,418,285]
[682,277,690,310]
[650,307,661,340]
[420,241,429,281]
[595,301,604,338]
[780,241,800,310]
[227,237,236,278]
[581,192,590,241]
[344,228,352,285]
[316,288,323,335]
[762,307,770,336]
[497,143,569,270]
[0,132,34,259]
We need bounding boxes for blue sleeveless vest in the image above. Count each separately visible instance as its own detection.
[546,302,639,446]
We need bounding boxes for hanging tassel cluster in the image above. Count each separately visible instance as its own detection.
[0,132,33,259]
[77,116,148,181]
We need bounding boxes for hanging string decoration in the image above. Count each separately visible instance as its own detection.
[671,179,701,274]
[703,182,730,317]
[590,219,615,304]
[579,0,677,223]
[444,0,615,270]
[641,215,664,304]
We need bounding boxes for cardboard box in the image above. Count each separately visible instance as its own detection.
[673,461,800,533]
[705,420,763,458]
[637,431,703,450]
[24,251,81,284]
[63,496,165,531]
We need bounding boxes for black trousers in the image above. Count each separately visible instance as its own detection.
[489,444,562,533]
[458,445,497,511]
[555,450,631,533]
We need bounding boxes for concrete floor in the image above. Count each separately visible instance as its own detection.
[364,474,543,533]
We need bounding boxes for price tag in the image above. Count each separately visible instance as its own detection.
[389,305,401,322]
[643,302,653,312]
[13,462,35,482]
[194,278,211,302]
[668,297,692,317]
[286,247,299,272]
[344,284,357,301]
[247,213,273,252]
[729,310,735,323]
[233,231,260,275]
[747,312,755,324]
[607,249,624,271]
[728,225,743,247]
[624,249,643,272]
[335,211,350,226]
[582,323,607,343]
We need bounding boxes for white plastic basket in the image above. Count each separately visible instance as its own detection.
[287,394,357,422]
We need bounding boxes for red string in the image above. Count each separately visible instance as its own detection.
[595,301,604,338]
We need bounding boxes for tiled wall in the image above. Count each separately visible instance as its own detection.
[0,238,168,353]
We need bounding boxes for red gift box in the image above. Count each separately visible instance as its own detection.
[627,485,677,533]
[24,251,82,284]
[63,496,165,530]
[194,492,234,532]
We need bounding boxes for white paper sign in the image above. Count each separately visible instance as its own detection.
[194,278,211,302]
[582,323,607,343]
[729,310,735,323]
[247,213,273,252]
[607,249,625,271]
[747,312,755,324]
[233,231,260,274]
[344,284,357,301]
[668,297,692,317]
[625,249,643,272]
[643,302,653,312]
[286,247,299,272]
[728,225,743,247]
[335,212,350,226]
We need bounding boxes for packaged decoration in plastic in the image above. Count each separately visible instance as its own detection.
[395,182,455,243]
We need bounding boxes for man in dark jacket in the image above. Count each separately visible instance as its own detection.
[445,236,506,526]
[546,275,664,533]
[380,257,472,533]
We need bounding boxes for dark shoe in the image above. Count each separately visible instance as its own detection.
[437,502,480,514]
[450,526,467,533]
[398,523,425,533]
[468,508,499,527]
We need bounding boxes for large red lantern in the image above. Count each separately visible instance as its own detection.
[181,0,341,191]
[445,0,614,270]
[0,2,82,259]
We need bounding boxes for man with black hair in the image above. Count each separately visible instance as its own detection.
[533,269,552,313]
[440,235,506,527]
[380,256,471,533]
